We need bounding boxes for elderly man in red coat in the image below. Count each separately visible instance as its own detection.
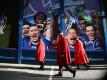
[55,31,76,78]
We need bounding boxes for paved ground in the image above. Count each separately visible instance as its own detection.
[0,63,107,80]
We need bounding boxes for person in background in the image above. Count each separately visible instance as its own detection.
[28,24,40,48]
[78,4,92,23]
[81,23,103,49]
[67,28,76,50]
[55,30,76,78]
[78,16,86,36]
[33,11,47,34]
[22,20,30,48]
[33,12,51,49]
[77,16,89,42]
[67,28,89,70]
[90,9,103,38]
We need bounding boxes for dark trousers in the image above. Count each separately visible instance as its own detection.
[39,61,44,68]
[58,65,75,75]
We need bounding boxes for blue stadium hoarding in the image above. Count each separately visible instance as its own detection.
[18,0,107,64]
[0,0,107,64]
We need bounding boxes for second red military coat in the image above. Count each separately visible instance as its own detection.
[74,39,89,64]
[36,39,45,62]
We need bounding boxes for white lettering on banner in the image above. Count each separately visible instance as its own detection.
[42,0,52,8]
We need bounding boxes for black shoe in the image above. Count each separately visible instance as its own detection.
[84,64,89,70]
[77,65,80,70]
[55,73,62,77]
[38,67,44,70]
[77,67,81,70]
[86,66,90,70]
[73,70,76,78]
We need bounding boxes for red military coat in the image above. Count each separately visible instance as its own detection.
[36,39,45,62]
[57,34,71,66]
[74,39,89,64]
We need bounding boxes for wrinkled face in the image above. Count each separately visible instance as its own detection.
[67,29,76,46]
[22,25,29,37]
[86,26,95,41]
[29,26,40,43]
